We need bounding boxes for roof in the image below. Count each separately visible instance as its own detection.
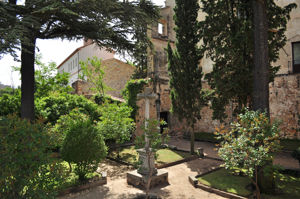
[57,43,93,69]
[57,43,116,69]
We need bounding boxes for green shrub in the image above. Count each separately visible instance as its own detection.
[0,115,65,198]
[292,147,300,165]
[97,103,135,145]
[216,109,280,198]
[92,94,121,105]
[60,113,107,181]
[50,109,91,150]
[122,79,148,119]
[0,91,21,117]
[36,93,101,124]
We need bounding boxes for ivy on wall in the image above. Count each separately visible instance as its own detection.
[122,79,149,120]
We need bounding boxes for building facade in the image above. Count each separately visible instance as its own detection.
[57,41,134,98]
[136,0,300,139]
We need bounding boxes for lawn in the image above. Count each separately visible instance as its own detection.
[197,168,300,199]
[197,168,252,197]
[109,146,192,166]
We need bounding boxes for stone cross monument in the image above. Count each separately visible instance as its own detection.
[136,87,157,175]
[127,87,168,189]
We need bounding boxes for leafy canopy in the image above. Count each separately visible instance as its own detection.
[199,0,297,120]
[0,0,159,58]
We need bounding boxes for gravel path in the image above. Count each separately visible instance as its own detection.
[61,159,225,199]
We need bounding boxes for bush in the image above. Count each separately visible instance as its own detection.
[292,147,300,165]
[92,94,121,105]
[0,115,65,198]
[97,103,135,145]
[36,93,101,124]
[60,113,107,181]
[122,79,148,119]
[50,109,90,150]
[215,109,280,198]
[0,91,21,117]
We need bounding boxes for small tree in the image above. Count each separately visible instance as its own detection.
[60,112,107,181]
[215,109,280,199]
[97,102,135,156]
[79,57,111,96]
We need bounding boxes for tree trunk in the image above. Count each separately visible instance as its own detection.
[252,0,270,116]
[190,126,195,155]
[252,0,274,194]
[21,36,36,121]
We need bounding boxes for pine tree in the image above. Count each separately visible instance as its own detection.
[167,0,204,154]
[199,0,296,121]
[0,0,158,120]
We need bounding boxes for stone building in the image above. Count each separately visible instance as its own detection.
[136,0,300,139]
[57,40,134,99]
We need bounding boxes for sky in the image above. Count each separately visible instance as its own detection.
[0,0,165,87]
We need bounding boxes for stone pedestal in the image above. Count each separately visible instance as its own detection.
[127,169,168,189]
[137,148,157,175]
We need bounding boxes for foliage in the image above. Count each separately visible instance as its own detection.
[215,109,280,196]
[34,54,72,98]
[97,102,135,145]
[128,1,159,79]
[135,119,168,151]
[122,78,149,119]
[92,93,121,105]
[60,113,107,181]
[167,0,205,154]
[0,90,21,117]
[36,93,101,124]
[0,87,15,96]
[79,57,111,95]
[199,0,297,120]
[0,115,65,198]
[0,0,159,120]
[50,109,88,150]
[292,147,300,164]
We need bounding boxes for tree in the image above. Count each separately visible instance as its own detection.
[97,102,135,156]
[199,0,296,121]
[216,109,280,199]
[0,0,159,120]
[79,57,110,96]
[34,54,72,98]
[167,0,204,154]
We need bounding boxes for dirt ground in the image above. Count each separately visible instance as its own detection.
[61,159,225,199]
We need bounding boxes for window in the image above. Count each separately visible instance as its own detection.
[292,42,300,73]
[158,23,164,35]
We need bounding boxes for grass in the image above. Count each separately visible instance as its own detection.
[184,132,220,143]
[197,168,252,197]
[109,146,192,166]
[197,168,300,199]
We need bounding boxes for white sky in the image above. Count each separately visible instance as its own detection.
[0,0,165,87]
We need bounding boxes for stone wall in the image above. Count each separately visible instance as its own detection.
[72,58,134,98]
[270,73,300,139]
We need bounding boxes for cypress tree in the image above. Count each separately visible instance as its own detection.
[0,0,158,120]
[167,0,204,154]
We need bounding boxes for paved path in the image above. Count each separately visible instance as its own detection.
[61,159,225,199]
[168,137,300,170]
